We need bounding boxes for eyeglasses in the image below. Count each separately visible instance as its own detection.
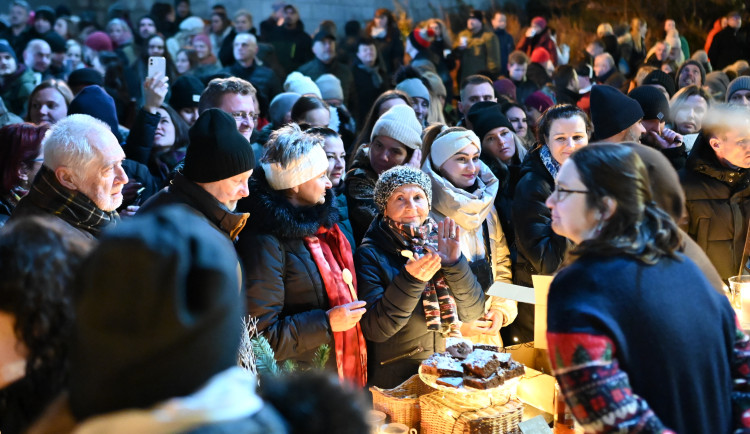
[230,111,259,123]
[551,183,588,202]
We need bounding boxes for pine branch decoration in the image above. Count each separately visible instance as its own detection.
[251,334,281,376]
[312,344,330,369]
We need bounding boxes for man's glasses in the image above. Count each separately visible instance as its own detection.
[231,111,259,123]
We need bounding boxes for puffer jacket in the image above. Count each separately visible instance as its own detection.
[455,29,501,84]
[236,167,340,368]
[344,149,379,245]
[508,145,571,344]
[423,159,516,347]
[512,145,571,286]
[355,216,485,389]
[679,133,750,281]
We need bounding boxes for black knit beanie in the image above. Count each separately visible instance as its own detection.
[169,75,205,111]
[183,109,255,183]
[590,84,644,141]
[629,85,669,121]
[69,205,243,419]
[676,60,706,87]
[642,70,676,98]
[467,102,514,141]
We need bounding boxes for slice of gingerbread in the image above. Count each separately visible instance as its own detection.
[436,376,464,388]
[462,349,502,378]
[464,372,505,389]
[421,353,463,377]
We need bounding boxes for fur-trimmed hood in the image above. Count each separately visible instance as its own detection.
[238,166,339,239]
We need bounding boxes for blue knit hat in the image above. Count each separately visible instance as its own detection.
[68,85,123,144]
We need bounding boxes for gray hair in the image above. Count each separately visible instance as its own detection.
[43,114,114,171]
[262,123,324,168]
[234,32,257,45]
[595,52,615,69]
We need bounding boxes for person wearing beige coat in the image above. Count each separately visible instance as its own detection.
[422,125,516,347]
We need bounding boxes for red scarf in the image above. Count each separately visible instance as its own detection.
[304,224,367,387]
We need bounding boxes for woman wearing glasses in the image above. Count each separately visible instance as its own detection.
[545,144,747,433]
[509,104,591,344]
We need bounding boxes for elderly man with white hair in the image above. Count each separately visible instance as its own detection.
[10,113,128,240]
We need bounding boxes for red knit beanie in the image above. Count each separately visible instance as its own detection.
[85,31,113,52]
[530,47,550,64]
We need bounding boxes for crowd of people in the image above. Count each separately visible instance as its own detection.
[1,0,750,432]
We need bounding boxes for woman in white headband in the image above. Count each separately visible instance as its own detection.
[236,123,368,388]
[421,125,516,348]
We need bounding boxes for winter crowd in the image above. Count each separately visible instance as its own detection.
[1,0,750,432]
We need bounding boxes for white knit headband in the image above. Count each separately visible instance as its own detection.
[262,144,329,190]
[430,130,481,168]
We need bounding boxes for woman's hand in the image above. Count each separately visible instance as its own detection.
[404,249,441,282]
[484,309,505,334]
[327,300,367,332]
[436,218,461,265]
[460,320,492,337]
[143,73,169,114]
[405,148,422,169]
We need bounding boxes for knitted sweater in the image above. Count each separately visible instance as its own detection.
[547,253,750,433]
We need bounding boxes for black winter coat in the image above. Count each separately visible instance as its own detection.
[512,146,570,286]
[236,168,340,367]
[508,146,570,344]
[138,173,248,241]
[355,216,485,389]
[679,133,750,280]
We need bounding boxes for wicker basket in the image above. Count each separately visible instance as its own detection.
[419,394,524,434]
[370,374,436,431]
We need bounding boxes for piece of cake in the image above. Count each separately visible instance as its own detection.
[446,340,472,359]
[503,361,525,380]
[472,344,500,353]
[464,372,505,389]
[462,349,502,378]
[421,353,463,377]
[436,376,464,388]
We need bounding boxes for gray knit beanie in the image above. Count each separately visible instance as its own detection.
[726,76,750,102]
[370,105,423,150]
[315,74,344,102]
[395,78,431,103]
[373,166,432,213]
[269,92,301,126]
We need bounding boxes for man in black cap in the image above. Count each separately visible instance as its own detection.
[139,109,255,241]
[169,74,204,126]
[454,9,501,84]
[28,206,287,431]
[628,85,686,169]
[589,84,645,143]
[297,29,354,108]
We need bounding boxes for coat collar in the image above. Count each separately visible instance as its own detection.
[240,166,338,239]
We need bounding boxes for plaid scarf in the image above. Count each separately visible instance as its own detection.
[22,165,119,237]
[383,216,461,338]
